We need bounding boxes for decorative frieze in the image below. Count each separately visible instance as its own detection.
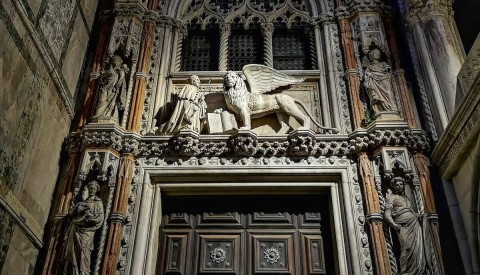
[69,122,430,159]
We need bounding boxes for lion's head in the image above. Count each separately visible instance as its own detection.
[223,71,246,91]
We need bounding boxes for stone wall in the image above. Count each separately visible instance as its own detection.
[0,0,99,273]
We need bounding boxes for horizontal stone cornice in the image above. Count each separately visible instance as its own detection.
[69,122,429,158]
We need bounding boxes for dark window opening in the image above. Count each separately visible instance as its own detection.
[273,25,311,70]
[182,25,220,71]
[228,26,263,71]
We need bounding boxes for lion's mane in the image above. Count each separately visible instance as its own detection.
[223,72,249,110]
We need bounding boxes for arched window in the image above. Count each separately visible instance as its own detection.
[180,0,314,71]
[228,20,263,71]
[272,19,311,70]
[182,20,220,71]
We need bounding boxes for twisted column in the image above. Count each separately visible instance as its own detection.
[308,26,318,69]
[174,31,186,71]
[262,23,274,68]
[219,23,230,71]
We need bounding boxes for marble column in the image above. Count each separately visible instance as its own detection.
[101,154,135,275]
[358,152,391,275]
[336,8,363,128]
[262,23,274,68]
[219,23,231,71]
[127,20,155,132]
[408,0,465,125]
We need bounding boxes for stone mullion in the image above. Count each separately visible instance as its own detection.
[40,152,80,275]
[174,31,185,71]
[127,21,154,132]
[219,24,231,71]
[384,13,417,128]
[308,27,318,70]
[101,154,134,275]
[358,152,391,275]
[262,23,274,68]
[412,152,445,274]
[337,16,363,129]
[78,20,112,129]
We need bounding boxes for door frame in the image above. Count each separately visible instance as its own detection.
[124,160,372,275]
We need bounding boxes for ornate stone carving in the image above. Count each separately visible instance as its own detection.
[223,64,339,134]
[384,177,432,275]
[153,75,207,135]
[93,55,129,122]
[65,181,105,275]
[362,47,398,118]
[230,130,258,156]
[408,0,454,23]
[172,130,202,157]
[288,128,316,156]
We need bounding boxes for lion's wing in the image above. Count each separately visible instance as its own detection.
[242,64,306,94]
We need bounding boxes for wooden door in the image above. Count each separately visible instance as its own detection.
[158,195,334,275]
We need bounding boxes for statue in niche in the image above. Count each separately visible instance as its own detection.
[65,181,104,275]
[363,47,397,115]
[154,75,207,134]
[385,177,430,275]
[94,55,129,122]
[222,64,339,134]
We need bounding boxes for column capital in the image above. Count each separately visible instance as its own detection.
[220,23,231,34]
[408,0,454,23]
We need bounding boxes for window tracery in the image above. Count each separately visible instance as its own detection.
[180,0,314,71]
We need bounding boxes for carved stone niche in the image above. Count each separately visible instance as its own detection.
[92,52,133,125]
[63,150,119,275]
[373,148,438,275]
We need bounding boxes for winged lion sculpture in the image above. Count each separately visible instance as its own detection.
[222,64,339,134]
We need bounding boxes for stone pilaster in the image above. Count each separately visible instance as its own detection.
[126,19,155,132]
[358,152,391,275]
[336,7,364,128]
[101,153,134,275]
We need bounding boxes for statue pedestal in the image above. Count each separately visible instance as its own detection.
[176,128,200,139]
[375,111,402,121]
[91,116,119,124]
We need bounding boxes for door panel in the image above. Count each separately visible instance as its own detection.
[158,195,332,275]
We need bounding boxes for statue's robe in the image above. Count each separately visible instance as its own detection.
[65,197,104,275]
[161,84,206,134]
[364,62,395,113]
